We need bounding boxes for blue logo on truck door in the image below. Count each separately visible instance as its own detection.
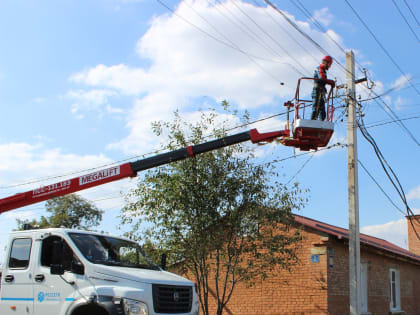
[37,292,45,302]
[37,291,61,302]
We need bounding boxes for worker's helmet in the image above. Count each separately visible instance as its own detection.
[323,55,333,64]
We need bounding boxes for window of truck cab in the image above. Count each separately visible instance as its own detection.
[69,232,159,270]
[41,235,81,271]
[8,238,32,269]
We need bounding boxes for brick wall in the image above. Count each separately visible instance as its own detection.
[327,238,420,315]
[407,214,420,256]
[175,222,420,314]
[177,225,330,315]
[215,226,329,314]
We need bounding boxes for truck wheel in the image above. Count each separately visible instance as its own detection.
[71,304,109,315]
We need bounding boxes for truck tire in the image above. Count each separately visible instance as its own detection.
[71,304,109,315]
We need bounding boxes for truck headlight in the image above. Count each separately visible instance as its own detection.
[122,298,148,315]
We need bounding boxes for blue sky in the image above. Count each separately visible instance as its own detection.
[0,0,419,262]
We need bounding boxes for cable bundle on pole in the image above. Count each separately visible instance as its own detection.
[357,109,420,239]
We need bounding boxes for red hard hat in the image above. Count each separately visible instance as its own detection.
[323,55,333,64]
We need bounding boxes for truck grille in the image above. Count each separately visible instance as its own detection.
[152,284,192,314]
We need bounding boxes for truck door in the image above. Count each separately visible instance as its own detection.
[32,235,80,315]
[0,237,34,315]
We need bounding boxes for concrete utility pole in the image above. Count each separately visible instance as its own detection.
[346,51,361,315]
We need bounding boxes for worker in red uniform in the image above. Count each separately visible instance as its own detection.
[311,55,333,120]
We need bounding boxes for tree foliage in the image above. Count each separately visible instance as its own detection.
[121,105,306,315]
[17,194,103,230]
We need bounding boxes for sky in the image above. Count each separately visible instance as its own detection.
[0,0,419,263]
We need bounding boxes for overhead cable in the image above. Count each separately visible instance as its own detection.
[250,0,320,66]
[344,0,420,97]
[286,154,313,185]
[358,159,406,216]
[359,78,416,102]
[391,0,420,43]
[0,108,293,190]
[357,111,420,238]
[366,92,420,147]
[261,0,358,82]
[403,0,420,27]
[229,0,309,75]
[213,0,292,66]
[155,0,285,82]
[365,114,420,129]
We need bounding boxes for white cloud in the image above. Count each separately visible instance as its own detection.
[66,89,119,115]
[0,140,136,222]
[408,185,420,200]
[0,142,114,188]
[361,218,408,249]
[312,8,333,27]
[391,74,412,91]
[394,95,407,111]
[70,65,148,96]
[69,0,345,155]
[106,104,125,114]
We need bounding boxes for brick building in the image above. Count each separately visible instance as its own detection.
[190,214,420,315]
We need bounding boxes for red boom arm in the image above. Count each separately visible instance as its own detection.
[0,128,289,213]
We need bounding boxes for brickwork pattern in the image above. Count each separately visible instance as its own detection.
[175,221,420,314]
[327,239,420,315]
[407,215,420,256]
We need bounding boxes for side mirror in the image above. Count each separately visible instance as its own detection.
[160,253,167,270]
[50,239,64,275]
[50,264,65,275]
[71,261,85,275]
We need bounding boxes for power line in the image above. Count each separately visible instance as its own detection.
[212,0,306,76]
[155,0,285,83]
[0,108,293,190]
[358,159,405,215]
[359,78,417,102]
[288,0,348,57]
[344,0,420,97]
[183,0,295,80]
[364,114,420,129]
[229,0,309,75]
[212,0,291,67]
[392,0,420,43]
[183,0,293,81]
[0,143,345,216]
[403,0,420,27]
[250,0,320,66]
[262,0,329,58]
[357,112,420,238]
[286,154,313,185]
[261,0,360,83]
[272,142,345,164]
[275,0,420,136]
[365,92,420,147]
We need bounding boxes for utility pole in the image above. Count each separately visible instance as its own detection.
[346,50,361,315]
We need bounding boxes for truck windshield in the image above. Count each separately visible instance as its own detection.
[69,233,159,270]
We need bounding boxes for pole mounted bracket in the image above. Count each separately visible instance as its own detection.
[355,77,367,84]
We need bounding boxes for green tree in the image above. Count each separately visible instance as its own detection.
[122,106,305,315]
[17,194,103,230]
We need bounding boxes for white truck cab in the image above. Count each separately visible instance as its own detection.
[0,228,199,315]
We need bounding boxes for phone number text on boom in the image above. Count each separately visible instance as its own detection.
[32,180,72,197]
